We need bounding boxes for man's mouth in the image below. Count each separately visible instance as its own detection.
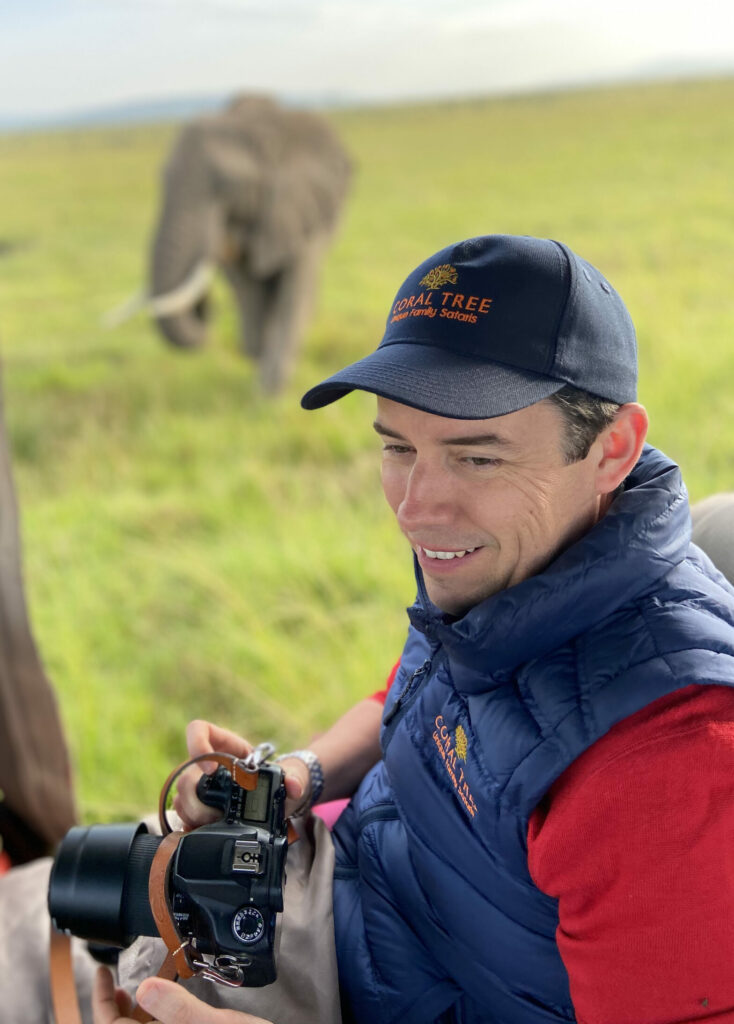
[418,545,479,561]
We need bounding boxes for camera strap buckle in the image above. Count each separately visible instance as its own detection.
[240,741,276,773]
[192,955,246,988]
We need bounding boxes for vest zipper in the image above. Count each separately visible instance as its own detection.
[382,647,444,749]
[383,658,432,726]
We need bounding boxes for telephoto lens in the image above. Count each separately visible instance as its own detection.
[48,822,159,946]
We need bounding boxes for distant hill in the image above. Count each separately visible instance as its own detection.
[0,95,210,134]
[0,90,358,134]
[3,55,734,135]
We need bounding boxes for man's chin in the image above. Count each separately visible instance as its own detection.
[423,578,499,618]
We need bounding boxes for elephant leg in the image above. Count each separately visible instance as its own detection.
[256,234,328,395]
[223,265,273,361]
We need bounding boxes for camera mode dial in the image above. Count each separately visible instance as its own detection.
[232,905,265,945]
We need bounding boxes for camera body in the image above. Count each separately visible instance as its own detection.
[48,762,288,987]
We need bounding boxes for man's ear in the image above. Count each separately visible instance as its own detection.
[594,402,649,495]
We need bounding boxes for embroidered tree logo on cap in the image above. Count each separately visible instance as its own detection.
[455,724,468,762]
[419,264,458,289]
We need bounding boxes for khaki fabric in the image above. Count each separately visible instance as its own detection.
[0,858,97,1024]
[0,814,340,1024]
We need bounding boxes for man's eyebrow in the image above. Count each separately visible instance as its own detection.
[373,420,407,440]
[372,420,517,449]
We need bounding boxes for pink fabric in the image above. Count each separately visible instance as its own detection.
[313,799,349,830]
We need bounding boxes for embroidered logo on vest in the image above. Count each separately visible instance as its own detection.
[433,715,478,819]
[455,724,468,761]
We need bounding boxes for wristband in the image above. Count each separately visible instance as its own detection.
[275,749,325,815]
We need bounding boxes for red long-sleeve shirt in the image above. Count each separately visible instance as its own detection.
[372,672,734,1022]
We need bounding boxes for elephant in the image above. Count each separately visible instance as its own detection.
[147,94,351,393]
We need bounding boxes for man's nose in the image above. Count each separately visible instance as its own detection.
[397,461,454,528]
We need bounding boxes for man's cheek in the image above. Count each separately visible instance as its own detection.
[381,468,405,511]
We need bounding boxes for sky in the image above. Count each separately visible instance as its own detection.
[2,0,734,122]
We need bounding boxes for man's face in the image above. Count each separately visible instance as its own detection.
[375,396,607,616]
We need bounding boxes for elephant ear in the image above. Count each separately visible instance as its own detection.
[248,111,351,278]
[203,123,264,226]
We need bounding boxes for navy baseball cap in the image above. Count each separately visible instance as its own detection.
[301,234,637,418]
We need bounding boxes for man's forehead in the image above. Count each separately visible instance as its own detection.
[371,396,549,448]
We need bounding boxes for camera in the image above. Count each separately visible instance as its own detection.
[48,756,288,987]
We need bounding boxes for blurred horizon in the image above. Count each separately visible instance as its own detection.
[2,0,734,131]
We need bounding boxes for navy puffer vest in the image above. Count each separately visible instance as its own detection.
[332,446,734,1024]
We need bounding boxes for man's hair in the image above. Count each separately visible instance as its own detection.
[547,385,621,463]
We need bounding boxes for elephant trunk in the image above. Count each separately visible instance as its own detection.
[149,272,212,350]
[152,301,209,350]
[149,126,221,349]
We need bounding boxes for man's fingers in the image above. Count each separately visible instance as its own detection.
[92,966,134,1024]
[136,977,273,1024]
[185,719,253,762]
[279,756,310,816]
[173,766,220,830]
[176,721,255,829]
[95,965,275,1024]
[92,967,118,1024]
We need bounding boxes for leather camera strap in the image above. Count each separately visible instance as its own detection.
[146,829,194,979]
[49,927,179,1024]
[49,926,82,1024]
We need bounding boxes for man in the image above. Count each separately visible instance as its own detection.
[100,235,734,1023]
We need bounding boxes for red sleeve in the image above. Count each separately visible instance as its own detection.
[369,660,401,705]
[527,684,734,1024]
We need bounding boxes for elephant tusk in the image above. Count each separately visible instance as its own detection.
[101,260,215,328]
[101,290,148,328]
[148,260,215,317]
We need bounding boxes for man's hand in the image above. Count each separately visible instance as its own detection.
[93,967,135,1023]
[93,967,274,1024]
[173,719,307,829]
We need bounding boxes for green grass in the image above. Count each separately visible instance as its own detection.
[0,77,732,821]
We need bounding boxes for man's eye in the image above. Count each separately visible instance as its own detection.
[383,444,413,455]
[462,456,501,467]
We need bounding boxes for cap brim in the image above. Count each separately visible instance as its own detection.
[301,343,565,419]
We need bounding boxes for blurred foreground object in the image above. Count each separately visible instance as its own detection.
[691,492,734,585]
[110,94,351,395]
[0,368,77,865]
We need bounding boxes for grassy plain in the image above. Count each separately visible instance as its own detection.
[0,77,732,821]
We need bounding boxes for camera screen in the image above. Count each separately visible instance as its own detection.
[244,772,271,823]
